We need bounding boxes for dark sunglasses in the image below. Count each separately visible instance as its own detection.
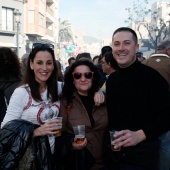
[72,72,94,79]
[32,43,54,50]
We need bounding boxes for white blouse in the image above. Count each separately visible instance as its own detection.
[1,81,63,153]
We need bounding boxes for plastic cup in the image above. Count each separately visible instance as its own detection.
[73,125,85,144]
[109,130,121,151]
[53,117,62,137]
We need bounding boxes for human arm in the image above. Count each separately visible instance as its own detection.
[94,89,105,106]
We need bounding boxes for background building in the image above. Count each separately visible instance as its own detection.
[0,0,59,59]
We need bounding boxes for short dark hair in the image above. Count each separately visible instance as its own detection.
[62,60,101,105]
[76,52,92,61]
[112,27,138,44]
[68,57,75,65]
[101,46,112,56]
[157,40,170,51]
[93,55,99,62]
[104,51,119,70]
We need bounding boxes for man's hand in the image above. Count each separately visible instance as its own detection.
[112,129,146,149]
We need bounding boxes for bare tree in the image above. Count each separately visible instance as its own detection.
[125,0,170,50]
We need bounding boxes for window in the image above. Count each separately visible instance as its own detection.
[2,7,14,31]
[28,10,35,24]
[38,13,44,27]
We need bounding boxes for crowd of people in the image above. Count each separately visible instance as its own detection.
[0,27,170,170]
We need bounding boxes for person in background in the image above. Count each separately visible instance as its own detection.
[99,46,113,64]
[76,52,92,61]
[142,40,170,90]
[104,27,170,170]
[142,40,170,170]
[136,51,145,62]
[21,48,30,77]
[101,51,119,92]
[56,60,64,82]
[101,51,119,76]
[0,43,64,169]
[93,55,100,65]
[0,47,21,124]
[59,59,108,170]
[97,46,113,88]
[65,57,76,73]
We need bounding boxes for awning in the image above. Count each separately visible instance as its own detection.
[0,42,17,47]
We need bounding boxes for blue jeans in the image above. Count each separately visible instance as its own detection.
[159,130,170,170]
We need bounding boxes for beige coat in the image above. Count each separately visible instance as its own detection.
[142,54,170,91]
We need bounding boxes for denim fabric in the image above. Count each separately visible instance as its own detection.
[159,130,170,170]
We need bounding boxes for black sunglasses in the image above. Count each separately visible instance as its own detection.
[32,43,54,50]
[72,72,94,79]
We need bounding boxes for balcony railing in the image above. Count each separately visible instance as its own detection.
[46,6,54,17]
[46,29,53,37]
[46,0,55,3]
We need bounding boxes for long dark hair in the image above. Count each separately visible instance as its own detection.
[62,59,101,106]
[20,46,59,102]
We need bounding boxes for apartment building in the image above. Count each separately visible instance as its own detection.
[0,0,59,58]
[0,0,24,57]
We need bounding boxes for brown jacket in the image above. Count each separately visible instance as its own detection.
[59,91,108,169]
[142,54,170,91]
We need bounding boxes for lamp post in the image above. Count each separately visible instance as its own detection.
[14,9,22,56]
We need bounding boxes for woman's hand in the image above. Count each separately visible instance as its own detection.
[33,119,62,137]
[94,89,105,106]
[112,129,146,150]
[72,138,87,150]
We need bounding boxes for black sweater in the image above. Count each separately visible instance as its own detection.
[105,59,170,169]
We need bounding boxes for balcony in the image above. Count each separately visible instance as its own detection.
[46,0,55,4]
[46,6,54,16]
[47,29,53,37]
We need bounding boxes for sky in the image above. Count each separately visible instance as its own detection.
[59,0,160,40]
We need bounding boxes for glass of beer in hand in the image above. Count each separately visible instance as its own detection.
[53,117,62,137]
[73,125,85,144]
[109,130,121,151]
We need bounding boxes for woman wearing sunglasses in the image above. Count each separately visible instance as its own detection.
[0,43,65,169]
[59,59,108,170]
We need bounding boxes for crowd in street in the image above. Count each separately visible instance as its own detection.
[0,27,170,170]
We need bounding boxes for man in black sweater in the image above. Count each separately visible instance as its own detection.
[104,27,170,170]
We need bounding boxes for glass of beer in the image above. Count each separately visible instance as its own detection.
[53,117,62,137]
[109,130,121,151]
[73,125,85,144]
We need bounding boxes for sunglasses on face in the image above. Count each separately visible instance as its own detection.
[72,72,94,79]
[32,43,54,50]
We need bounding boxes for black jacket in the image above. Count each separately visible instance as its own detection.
[0,119,54,170]
[0,76,21,123]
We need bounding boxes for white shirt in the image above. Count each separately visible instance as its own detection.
[1,81,63,153]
